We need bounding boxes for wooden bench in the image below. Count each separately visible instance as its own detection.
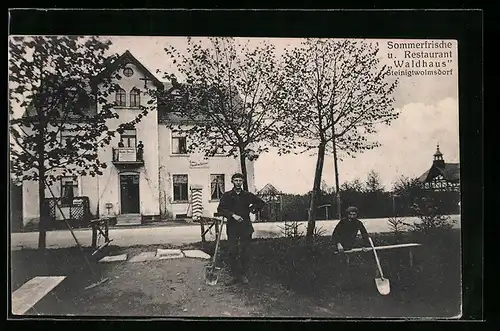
[343,243,421,268]
[11,276,66,315]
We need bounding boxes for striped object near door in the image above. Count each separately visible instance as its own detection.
[191,186,203,221]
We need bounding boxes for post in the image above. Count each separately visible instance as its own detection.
[392,195,396,217]
[200,218,206,246]
[279,194,283,222]
[104,218,109,240]
[91,224,97,249]
[214,218,219,239]
[332,125,341,221]
[96,174,100,219]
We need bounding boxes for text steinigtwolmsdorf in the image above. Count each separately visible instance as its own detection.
[386,40,454,77]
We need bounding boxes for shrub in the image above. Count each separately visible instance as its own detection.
[246,229,461,311]
[278,221,304,238]
[313,225,328,237]
[387,216,407,243]
[405,195,457,238]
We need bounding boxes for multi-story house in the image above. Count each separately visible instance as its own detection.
[21,50,256,226]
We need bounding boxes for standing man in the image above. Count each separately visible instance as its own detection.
[137,140,144,161]
[217,173,265,285]
[331,206,371,253]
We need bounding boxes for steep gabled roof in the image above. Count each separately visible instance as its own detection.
[418,163,460,183]
[20,50,164,121]
[21,98,97,121]
[93,50,164,90]
[440,163,460,182]
[257,183,281,195]
[417,169,430,183]
[158,83,247,125]
[158,84,207,125]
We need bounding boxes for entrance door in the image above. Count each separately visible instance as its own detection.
[120,174,140,214]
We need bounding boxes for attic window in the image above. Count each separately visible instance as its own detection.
[123,67,134,77]
[130,88,141,107]
[115,87,126,107]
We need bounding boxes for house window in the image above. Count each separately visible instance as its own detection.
[214,138,227,155]
[130,88,141,107]
[115,87,127,107]
[120,129,136,148]
[210,174,225,200]
[123,67,134,77]
[61,130,75,150]
[173,175,188,201]
[61,176,78,206]
[172,132,188,155]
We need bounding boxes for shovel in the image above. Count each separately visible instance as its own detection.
[205,218,225,286]
[368,237,390,295]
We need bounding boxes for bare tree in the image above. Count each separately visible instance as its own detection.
[340,178,365,193]
[279,39,399,239]
[9,36,149,249]
[161,37,288,191]
[365,170,384,193]
[392,175,424,197]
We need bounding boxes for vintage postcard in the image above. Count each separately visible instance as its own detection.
[9,35,461,319]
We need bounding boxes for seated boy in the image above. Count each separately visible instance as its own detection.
[331,206,371,253]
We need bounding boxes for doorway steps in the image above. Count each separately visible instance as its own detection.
[116,213,142,226]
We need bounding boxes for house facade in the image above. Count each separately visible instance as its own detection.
[21,50,256,226]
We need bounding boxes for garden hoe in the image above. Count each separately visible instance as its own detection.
[205,218,224,286]
[368,237,390,295]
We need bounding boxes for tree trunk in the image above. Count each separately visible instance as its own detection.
[306,142,326,239]
[332,127,342,221]
[238,146,249,191]
[37,135,46,250]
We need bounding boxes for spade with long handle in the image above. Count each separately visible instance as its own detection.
[368,237,390,295]
[204,217,225,286]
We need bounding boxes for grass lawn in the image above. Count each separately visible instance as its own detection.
[235,229,462,318]
[10,229,461,318]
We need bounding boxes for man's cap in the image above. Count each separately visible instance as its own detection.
[231,173,245,180]
[346,206,358,213]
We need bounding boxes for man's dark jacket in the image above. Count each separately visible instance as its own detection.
[217,189,265,236]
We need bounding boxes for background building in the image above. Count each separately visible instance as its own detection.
[418,144,460,192]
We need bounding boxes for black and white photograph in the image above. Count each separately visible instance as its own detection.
[9,32,463,319]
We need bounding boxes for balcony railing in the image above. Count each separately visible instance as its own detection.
[112,147,144,166]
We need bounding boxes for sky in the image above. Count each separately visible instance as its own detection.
[10,36,460,194]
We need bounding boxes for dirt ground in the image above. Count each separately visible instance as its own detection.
[17,247,336,318]
[11,230,462,319]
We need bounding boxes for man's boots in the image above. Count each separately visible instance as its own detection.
[225,276,240,285]
[239,275,249,284]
